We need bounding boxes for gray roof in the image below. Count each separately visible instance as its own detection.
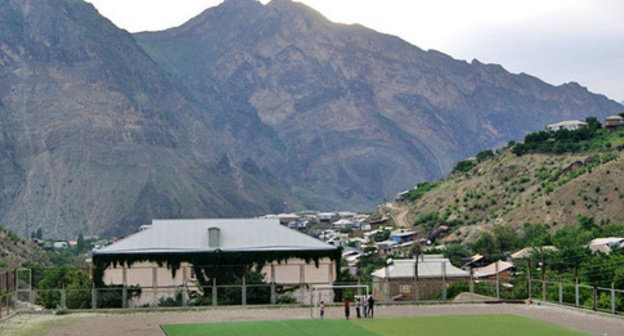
[371,258,469,279]
[94,218,336,255]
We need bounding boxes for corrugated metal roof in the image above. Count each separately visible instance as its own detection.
[473,261,514,278]
[371,258,469,279]
[93,218,336,255]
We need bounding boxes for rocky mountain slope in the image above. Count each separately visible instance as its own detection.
[0,0,295,238]
[0,0,621,238]
[384,128,624,244]
[137,0,622,210]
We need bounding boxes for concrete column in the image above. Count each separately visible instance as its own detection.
[469,266,474,294]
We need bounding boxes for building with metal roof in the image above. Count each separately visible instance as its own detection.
[92,218,340,307]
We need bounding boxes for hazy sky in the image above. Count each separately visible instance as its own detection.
[86,0,624,103]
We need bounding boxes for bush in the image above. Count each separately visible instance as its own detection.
[452,160,477,174]
[476,149,495,162]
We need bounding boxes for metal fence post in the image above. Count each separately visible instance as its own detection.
[91,288,97,310]
[182,266,188,307]
[558,266,562,305]
[612,272,616,314]
[495,262,500,299]
[241,271,247,306]
[413,257,419,301]
[441,261,447,301]
[212,277,217,306]
[575,265,579,307]
[527,260,531,300]
[270,264,276,305]
[469,266,474,295]
[60,289,66,308]
[122,266,127,308]
[152,266,158,307]
[541,258,546,302]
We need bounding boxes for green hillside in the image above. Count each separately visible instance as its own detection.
[387,120,624,244]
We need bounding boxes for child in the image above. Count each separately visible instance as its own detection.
[344,299,350,319]
[355,297,361,318]
[363,296,368,317]
[320,300,325,319]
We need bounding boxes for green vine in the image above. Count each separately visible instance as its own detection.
[92,248,342,287]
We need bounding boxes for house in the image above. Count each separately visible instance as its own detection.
[510,246,558,260]
[53,241,68,249]
[317,212,338,222]
[92,218,339,306]
[605,115,624,132]
[391,229,417,243]
[546,120,588,132]
[332,219,356,229]
[588,237,624,253]
[371,256,470,301]
[461,254,490,270]
[375,240,398,255]
[473,260,514,279]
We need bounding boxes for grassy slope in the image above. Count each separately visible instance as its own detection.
[389,129,624,243]
[0,229,49,270]
[161,315,590,336]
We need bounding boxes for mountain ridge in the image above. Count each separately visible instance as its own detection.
[0,0,621,238]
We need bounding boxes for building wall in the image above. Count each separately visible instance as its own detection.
[372,276,469,302]
[100,258,337,305]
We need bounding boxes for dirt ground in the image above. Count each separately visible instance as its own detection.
[1,303,624,336]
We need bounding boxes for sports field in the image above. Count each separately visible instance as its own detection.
[161,314,591,336]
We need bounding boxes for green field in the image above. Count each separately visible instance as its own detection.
[161,315,591,336]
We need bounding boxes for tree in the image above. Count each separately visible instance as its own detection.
[452,160,477,174]
[476,149,494,162]
[443,243,469,267]
[76,233,87,253]
[472,232,499,256]
[522,222,552,247]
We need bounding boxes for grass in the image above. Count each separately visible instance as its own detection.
[161,315,591,336]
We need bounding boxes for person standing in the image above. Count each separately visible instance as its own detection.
[363,296,369,317]
[344,299,350,319]
[355,297,361,318]
[367,295,374,318]
[319,300,325,319]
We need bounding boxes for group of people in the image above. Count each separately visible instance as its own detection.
[318,295,375,319]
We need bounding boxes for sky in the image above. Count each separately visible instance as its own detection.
[86,0,624,103]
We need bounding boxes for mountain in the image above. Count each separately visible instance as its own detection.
[382,130,624,244]
[0,0,295,238]
[136,0,622,210]
[0,0,621,238]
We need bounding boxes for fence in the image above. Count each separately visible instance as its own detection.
[2,259,624,316]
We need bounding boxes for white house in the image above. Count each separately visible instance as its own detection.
[546,120,588,132]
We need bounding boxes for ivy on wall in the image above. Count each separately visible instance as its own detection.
[92,248,342,287]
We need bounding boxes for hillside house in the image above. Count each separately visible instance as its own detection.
[588,237,624,253]
[605,115,624,132]
[92,218,339,306]
[510,246,558,260]
[391,229,417,243]
[473,260,514,280]
[546,120,588,132]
